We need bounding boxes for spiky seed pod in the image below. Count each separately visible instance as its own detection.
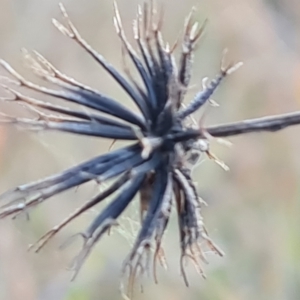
[1,0,300,296]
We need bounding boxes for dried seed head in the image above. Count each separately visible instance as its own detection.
[0,2,227,291]
[1,0,300,298]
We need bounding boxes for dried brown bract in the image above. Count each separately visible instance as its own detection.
[1,0,300,297]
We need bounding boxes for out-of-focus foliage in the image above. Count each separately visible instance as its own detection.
[0,0,299,299]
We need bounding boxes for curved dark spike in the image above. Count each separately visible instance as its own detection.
[153,177,173,245]
[174,178,190,286]
[23,49,102,94]
[0,174,94,219]
[0,60,145,129]
[153,32,174,111]
[178,11,207,103]
[19,50,142,127]
[174,168,224,258]
[1,116,137,140]
[29,173,130,253]
[178,9,195,92]
[178,62,243,119]
[131,165,169,251]
[72,172,146,279]
[6,105,76,123]
[146,0,178,114]
[173,170,206,286]
[136,38,158,108]
[86,173,146,238]
[134,6,155,78]
[0,144,140,205]
[206,111,300,138]
[114,2,157,116]
[179,167,202,205]
[54,4,149,123]
[23,49,146,128]
[122,166,172,290]
[166,53,182,112]
[23,50,150,126]
[70,218,118,281]
[177,71,226,119]
[173,169,198,227]
[152,176,173,284]
[1,86,130,127]
[153,27,168,75]
[0,147,144,219]
[138,1,168,114]
[70,89,146,128]
[120,46,148,103]
[152,9,169,72]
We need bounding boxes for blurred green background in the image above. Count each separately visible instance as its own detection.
[0,0,300,299]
